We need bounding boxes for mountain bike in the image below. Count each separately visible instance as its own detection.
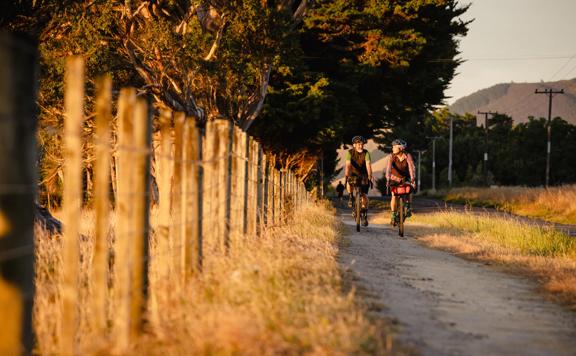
[390,183,413,237]
[346,176,366,232]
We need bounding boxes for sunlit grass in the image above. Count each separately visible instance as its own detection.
[413,212,576,258]
[34,203,389,354]
[442,185,576,224]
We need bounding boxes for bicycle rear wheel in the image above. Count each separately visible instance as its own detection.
[355,189,361,232]
[398,197,405,237]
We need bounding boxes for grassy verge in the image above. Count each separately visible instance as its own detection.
[405,211,576,309]
[35,204,388,354]
[438,186,576,224]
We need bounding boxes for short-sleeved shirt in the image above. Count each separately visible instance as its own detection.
[346,149,371,177]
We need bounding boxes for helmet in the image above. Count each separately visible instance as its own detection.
[352,135,365,144]
[391,139,407,149]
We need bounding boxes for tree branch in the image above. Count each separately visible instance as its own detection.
[203,15,228,61]
[239,64,272,131]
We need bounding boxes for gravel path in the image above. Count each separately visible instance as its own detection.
[338,210,576,356]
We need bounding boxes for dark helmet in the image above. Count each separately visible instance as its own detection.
[352,135,365,144]
[391,138,407,149]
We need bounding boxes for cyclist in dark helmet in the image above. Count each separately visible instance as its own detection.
[344,135,373,226]
[385,138,416,226]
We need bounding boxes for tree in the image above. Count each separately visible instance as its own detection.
[252,0,470,184]
[2,0,310,204]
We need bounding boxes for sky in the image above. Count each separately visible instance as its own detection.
[445,0,576,104]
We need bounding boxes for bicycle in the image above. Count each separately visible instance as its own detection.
[346,176,367,232]
[389,182,413,237]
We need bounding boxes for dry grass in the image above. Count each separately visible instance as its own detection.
[404,211,576,309]
[442,185,576,224]
[34,203,388,355]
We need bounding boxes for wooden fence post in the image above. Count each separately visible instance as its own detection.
[248,140,259,236]
[60,56,85,355]
[151,109,172,331]
[181,118,191,281]
[256,145,263,236]
[172,113,185,282]
[233,128,244,238]
[278,170,283,223]
[129,97,151,337]
[92,75,112,338]
[0,33,37,355]
[113,87,136,351]
[269,163,275,224]
[202,120,219,253]
[275,167,280,224]
[262,155,269,228]
[183,119,201,278]
[242,134,250,235]
[220,120,233,252]
[156,109,173,268]
[195,122,204,272]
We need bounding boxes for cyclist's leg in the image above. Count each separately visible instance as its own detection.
[390,193,398,225]
[361,190,368,210]
[360,185,369,226]
[390,192,397,211]
[346,182,353,207]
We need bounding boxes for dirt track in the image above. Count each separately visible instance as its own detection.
[338,208,576,355]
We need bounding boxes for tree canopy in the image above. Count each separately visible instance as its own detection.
[250,0,469,178]
[1,0,471,202]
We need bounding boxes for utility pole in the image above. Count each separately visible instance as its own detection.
[414,150,426,193]
[477,111,496,186]
[426,137,441,192]
[535,88,564,187]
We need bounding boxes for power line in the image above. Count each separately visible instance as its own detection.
[563,61,576,78]
[548,52,576,81]
[430,55,576,63]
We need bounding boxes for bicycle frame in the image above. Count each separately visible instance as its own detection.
[346,176,365,232]
[390,183,412,237]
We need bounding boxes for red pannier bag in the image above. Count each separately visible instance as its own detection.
[391,184,412,195]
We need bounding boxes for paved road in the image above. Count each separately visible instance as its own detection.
[338,211,576,356]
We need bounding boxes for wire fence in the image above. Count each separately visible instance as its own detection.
[0,50,311,354]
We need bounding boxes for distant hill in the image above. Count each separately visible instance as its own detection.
[450,78,576,125]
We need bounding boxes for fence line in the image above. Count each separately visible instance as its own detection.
[0,52,312,354]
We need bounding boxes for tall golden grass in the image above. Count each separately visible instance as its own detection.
[408,212,576,308]
[442,185,576,224]
[34,204,388,354]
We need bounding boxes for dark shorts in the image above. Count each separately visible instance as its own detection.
[348,175,370,195]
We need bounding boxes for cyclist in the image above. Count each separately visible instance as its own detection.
[344,135,373,227]
[385,139,416,226]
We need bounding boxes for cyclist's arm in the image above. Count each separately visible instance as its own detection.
[365,151,373,180]
[344,151,351,178]
[385,154,392,181]
[407,153,416,183]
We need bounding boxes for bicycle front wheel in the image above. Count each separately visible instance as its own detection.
[355,189,361,232]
